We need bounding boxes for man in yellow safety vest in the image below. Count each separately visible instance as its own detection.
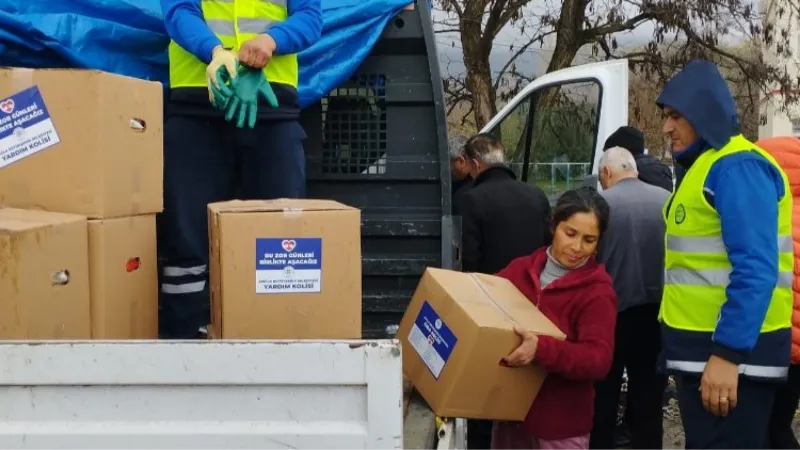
[157,0,322,339]
[657,59,794,448]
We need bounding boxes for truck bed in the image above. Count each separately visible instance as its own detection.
[0,340,405,449]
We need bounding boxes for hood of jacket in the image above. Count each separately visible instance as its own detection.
[656,59,740,151]
[525,247,612,292]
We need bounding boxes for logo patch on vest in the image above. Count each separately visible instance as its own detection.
[675,204,686,224]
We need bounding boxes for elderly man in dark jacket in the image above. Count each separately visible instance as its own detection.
[449,135,473,215]
[456,133,552,274]
[604,126,674,192]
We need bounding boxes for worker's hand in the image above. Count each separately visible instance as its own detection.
[503,326,539,367]
[206,46,238,105]
[700,354,739,417]
[238,34,277,69]
[222,66,279,129]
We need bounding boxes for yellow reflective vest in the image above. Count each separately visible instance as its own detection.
[167,0,299,89]
[659,134,793,379]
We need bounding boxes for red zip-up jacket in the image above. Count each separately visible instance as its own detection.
[496,247,618,440]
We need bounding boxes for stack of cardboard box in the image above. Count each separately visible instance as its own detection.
[0,68,162,339]
[0,68,366,342]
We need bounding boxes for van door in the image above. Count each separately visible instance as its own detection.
[480,59,629,199]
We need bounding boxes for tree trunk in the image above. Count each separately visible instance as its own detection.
[460,18,496,129]
[465,59,495,129]
[535,0,585,111]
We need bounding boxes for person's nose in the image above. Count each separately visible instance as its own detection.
[662,118,673,135]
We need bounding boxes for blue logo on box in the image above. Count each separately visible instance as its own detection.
[408,301,457,379]
[0,85,61,169]
[255,238,323,294]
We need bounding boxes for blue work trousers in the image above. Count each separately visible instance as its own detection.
[157,115,307,339]
[675,374,777,449]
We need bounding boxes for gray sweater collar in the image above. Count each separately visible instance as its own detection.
[540,246,587,288]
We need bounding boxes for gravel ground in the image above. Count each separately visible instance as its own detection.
[662,395,686,449]
[614,376,800,449]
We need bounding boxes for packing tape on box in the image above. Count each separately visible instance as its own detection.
[468,273,522,328]
[11,68,34,91]
[282,207,304,218]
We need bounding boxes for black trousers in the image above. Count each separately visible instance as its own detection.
[467,419,493,449]
[157,115,308,339]
[676,374,777,449]
[590,303,667,449]
[768,364,800,448]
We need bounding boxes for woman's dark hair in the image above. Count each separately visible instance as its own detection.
[551,186,611,238]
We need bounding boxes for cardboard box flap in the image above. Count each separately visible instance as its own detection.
[423,268,565,340]
[209,198,355,215]
[469,272,565,339]
[0,208,84,234]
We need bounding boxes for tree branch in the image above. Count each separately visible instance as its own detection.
[482,0,511,51]
[582,11,657,43]
[437,0,464,17]
[492,29,557,91]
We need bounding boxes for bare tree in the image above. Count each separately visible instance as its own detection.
[439,0,800,129]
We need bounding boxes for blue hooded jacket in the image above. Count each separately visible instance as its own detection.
[657,60,788,366]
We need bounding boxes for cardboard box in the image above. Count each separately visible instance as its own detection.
[88,215,158,339]
[398,267,566,421]
[0,207,91,338]
[0,68,163,219]
[208,199,362,339]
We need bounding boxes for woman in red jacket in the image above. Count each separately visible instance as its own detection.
[491,186,618,449]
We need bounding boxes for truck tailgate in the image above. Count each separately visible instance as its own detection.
[0,340,403,449]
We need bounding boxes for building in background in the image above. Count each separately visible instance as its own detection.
[759,0,800,138]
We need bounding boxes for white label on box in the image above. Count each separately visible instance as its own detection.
[255,237,322,294]
[408,301,458,380]
[0,86,61,169]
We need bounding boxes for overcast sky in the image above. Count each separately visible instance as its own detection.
[430,4,754,78]
[431,7,661,77]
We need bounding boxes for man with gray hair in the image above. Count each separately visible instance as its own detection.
[456,133,551,450]
[457,133,551,275]
[590,146,670,450]
[449,134,473,215]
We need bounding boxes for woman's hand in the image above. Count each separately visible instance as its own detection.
[503,326,539,367]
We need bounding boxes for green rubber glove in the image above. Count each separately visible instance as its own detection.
[223,66,279,129]
[210,66,235,111]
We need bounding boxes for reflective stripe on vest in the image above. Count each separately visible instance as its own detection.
[665,234,794,288]
[167,0,298,89]
[659,134,794,335]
